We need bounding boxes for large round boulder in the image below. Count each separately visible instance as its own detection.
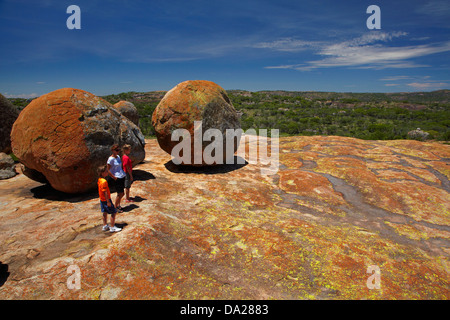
[11,88,145,193]
[152,80,241,165]
[0,93,20,154]
[112,101,139,126]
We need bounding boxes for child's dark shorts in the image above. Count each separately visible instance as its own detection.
[100,201,117,215]
[125,172,133,189]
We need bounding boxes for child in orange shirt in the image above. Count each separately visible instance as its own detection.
[97,165,122,232]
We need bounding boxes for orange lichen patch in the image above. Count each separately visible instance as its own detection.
[295,198,347,217]
[278,138,311,150]
[399,156,430,169]
[367,162,441,185]
[363,154,402,162]
[385,221,450,241]
[414,224,450,240]
[403,167,442,184]
[379,260,450,300]
[427,161,450,180]
[278,170,346,207]
[366,145,395,155]
[315,156,368,173]
[385,140,450,158]
[384,221,431,240]
[297,151,321,161]
[309,144,367,158]
[279,152,303,169]
[376,169,418,182]
[315,156,449,225]
[383,140,442,160]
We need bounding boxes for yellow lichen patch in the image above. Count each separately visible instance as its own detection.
[385,220,450,241]
[297,151,321,161]
[279,152,303,169]
[383,140,442,160]
[278,138,312,150]
[376,170,418,182]
[404,167,442,184]
[314,156,449,225]
[367,162,441,184]
[295,198,347,217]
[278,169,347,207]
[309,144,367,158]
[384,221,430,240]
[427,161,450,179]
[399,156,430,169]
[363,154,402,162]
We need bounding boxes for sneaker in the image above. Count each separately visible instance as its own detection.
[109,226,122,232]
[102,225,110,231]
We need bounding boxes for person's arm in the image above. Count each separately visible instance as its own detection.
[107,163,117,180]
[127,163,133,180]
[104,191,112,207]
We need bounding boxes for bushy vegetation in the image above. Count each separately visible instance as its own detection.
[10,90,449,141]
[229,91,450,141]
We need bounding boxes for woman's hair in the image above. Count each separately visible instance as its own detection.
[97,165,107,177]
[122,144,131,151]
[111,144,120,152]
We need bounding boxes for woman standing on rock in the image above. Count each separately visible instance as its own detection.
[107,144,126,213]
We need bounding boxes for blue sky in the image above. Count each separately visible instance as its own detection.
[1,0,449,97]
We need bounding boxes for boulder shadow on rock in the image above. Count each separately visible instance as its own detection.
[30,183,98,203]
[164,156,248,174]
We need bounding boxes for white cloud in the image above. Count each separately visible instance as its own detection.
[253,38,321,52]
[3,93,39,98]
[380,75,448,90]
[418,1,450,18]
[380,76,414,81]
[407,82,448,90]
[260,31,450,71]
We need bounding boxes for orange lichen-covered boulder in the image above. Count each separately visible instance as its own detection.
[152,80,241,165]
[11,88,145,193]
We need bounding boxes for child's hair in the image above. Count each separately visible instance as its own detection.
[123,144,131,151]
[111,144,120,152]
[97,165,107,177]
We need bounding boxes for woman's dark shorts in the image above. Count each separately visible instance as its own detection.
[113,177,125,194]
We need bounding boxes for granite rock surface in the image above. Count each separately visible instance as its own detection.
[0,136,448,299]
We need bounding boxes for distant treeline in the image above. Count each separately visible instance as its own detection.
[9,90,450,141]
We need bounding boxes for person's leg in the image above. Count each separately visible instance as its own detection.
[125,188,130,201]
[110,212,116,227]
[115,178,125,209]
[116,192,124,209]
[103,212,107,226]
